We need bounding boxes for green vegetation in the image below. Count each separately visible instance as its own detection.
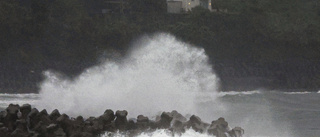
[1,0,319,66]
[0,0,319,92]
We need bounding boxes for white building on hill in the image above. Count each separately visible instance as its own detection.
[167,0,212,13]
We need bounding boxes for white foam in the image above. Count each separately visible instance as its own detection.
[36,33,219,117]
[217,91,261,96]
[34,33,295,137]
[100,129,213,137]
[0,93,39,98]
[283,92,312,95]
[0,93,39,109]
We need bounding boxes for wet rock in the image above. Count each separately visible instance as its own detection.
[4,104,20,131]
[0,110,7,122]
[156,112,173,129]
[189,115,202,125]
[98,109,115,125]
[171,120,185,133]
[49,109,61,121]
[136,115,149,130]
[91,120,104,134]
[46,124,58,133]
[137,115,149,123]
[85,117,96,125]
[27,108,39,129]
[0,104,245,137]
[127,119,137,130]
[185,115,209,133]
[15,119,27,132]
[28,108,39,118]
[56,114,76,136]
[171,110,187,122]
[228,127,244,137]
[11,128,28,137]
[73,116,85,130]
[115,110,128,130]
[6,104,20,116]
[0,127,10,137]
[37,109,52,126]
[32,121,48,136]
[20,104,31,120]
[53,128,66,137]
[40,109,49,116]
[56,114,70,124]
[208,117,231,137]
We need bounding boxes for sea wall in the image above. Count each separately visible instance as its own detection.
[0,104,244,137]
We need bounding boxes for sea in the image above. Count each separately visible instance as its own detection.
[1,91,320,137]
[1,33,319,137]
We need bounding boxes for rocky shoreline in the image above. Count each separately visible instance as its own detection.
[0,104,244,137]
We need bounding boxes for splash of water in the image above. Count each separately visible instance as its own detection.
[35,33,295,137]
[36,33,219,117]
[101,129,212,137]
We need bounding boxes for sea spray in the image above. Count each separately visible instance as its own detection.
[101,129,213,137]
[36,33,220,118]
[35,33,296,137]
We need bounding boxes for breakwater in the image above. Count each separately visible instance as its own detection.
[0,104,244,137]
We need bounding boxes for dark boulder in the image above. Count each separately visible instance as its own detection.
[37,109,52,126]
[91,120,104,134]
[137,115,149,123]
[20,104,31,120]
[136,115,149,130]
[56,114,74,136]
[11,128,28,137]
[171,110,187,122]
[228,127,244,137]
[4,104,20,131]
[46,124,58,133]
[53,128,66,137]
[49,109,61,121]
[0,127,10,137]
[156,112,173,129]
[0,111,6,123]
[27,108,39,129]
[189,115,202,125]
[32,121,48,136]
[186,115,209,133]
[98,109,115,125]
[5,104,20,116]
[208,117,231,137]
[15,119,28,132]
[40,109,49,116]
[115,110,128,130]
[171,120,185,133]
[73,116,85,130]
[85,117,96,125]
[127,119,137,130]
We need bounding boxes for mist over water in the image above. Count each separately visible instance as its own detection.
[37,33,219,117]
[36,33,295,136]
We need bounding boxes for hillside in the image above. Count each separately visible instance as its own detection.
[1,0,319,93]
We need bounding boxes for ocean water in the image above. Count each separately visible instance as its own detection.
[1,33,319,137]
[1,91,320,137]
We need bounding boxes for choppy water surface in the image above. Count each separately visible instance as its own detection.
[1,91,320,137]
